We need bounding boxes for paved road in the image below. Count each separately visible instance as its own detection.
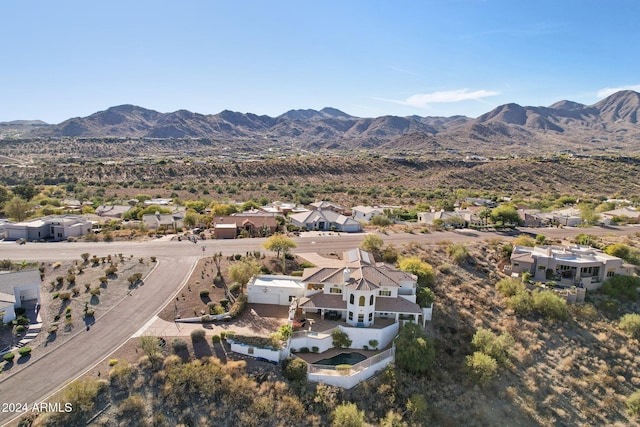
[0,225,636,425]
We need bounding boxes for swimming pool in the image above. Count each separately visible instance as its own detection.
[315,352,367,366]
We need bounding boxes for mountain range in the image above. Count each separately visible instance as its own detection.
[2,90,640,155]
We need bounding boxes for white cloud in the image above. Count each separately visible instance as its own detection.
[597,84,640,98]
[391,89,499,108]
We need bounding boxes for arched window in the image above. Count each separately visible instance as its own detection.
[350,294,354,304]
[359,296,365,306]
[370,295,374,305]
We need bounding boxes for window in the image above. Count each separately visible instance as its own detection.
[607,270,615,277]
[248,347,254,355]
[330,286,342,294]
[538,265,546,270]
[370,295,374,305]
[358,314,364,323]
[350,294,355,304]
[348,311,353,320]
[288,295,294,302]
[368,313,373,321]
[359,296,365,306]
[379,289,391,297]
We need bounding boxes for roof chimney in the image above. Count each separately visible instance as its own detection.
[343,267,351,283]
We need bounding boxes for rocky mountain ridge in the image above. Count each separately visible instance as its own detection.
[3,90,640,155]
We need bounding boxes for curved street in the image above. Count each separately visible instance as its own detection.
[0,225,637,425]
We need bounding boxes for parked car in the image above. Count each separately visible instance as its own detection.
[293,318,306,328]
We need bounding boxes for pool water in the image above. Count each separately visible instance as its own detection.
[315,352,367,366]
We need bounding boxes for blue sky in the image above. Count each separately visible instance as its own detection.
[2,0,640,123]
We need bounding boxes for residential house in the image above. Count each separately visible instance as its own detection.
[509,245,633,290]
[211,214,278,239]
[3,215,92,242]
[551,208,584,227]
[260,201,308,215]
[142,211,184,230]
[351,206,386,223]
[600,207,640,225]
[144,198,172,206]
[518,209,546,227]
[309,201,347,215]
[95,205,132,219]
[0,270,41,324]
[464,197,497,208]
[289,209,362,232]
[247,275,305,305]
[417,209,481,228]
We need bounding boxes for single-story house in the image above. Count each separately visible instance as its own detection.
[351,206,386,223]
[144,198,172,206]
[600,207,640,225]
[309,201,347,215]
[3,215,93,242]
[260,201,308,215]
[212,214,279,239]
[417,209,481,228]
[95,205,132,219]
[142,212,184,230]
[509,245,633,290]
[0,269,41,324]
[289,209,362,232]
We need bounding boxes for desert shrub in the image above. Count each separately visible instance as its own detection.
[105,266,117,276]
[312,346,319,353]
[282,357,307,382]
[605,243,640,265]
[190,329,206,343]
[512,235,536,247]
[108,359,119,366]
[15,325,26,333]
[228,282,241,294]
[600,275,640,301]
[507,290,533,316]
[199,289,210,298]
[620,313,640,339]
[52,292,60,299]
[228,294,248,318]
[60,292,71,301]
[471,328,514,364]
[299,261,316,269]
[395,323,435,375]
[532,290,569,320]
[3,352,15,362]
[90,288,101,296]
[211,334,221,344]
[171,338,188,354]
[117,394,145,418]
[109,361,133,388]
[300,347,310,353]
[447,243,469,264]
[18,347,32,356]
[331,402,365,427]
[496,278,525,298]
[466,351,498,385]
[627,390,640,416]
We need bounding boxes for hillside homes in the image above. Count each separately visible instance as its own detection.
[509,245,634,290]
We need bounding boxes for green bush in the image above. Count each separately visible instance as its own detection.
[446,243,469,264]
[496,278,525,298]
[619,313,640,339]
[171,338,187,354]
[600,275,640,301]
[332,329,352,349]
[15,325,26,333]
[471,328,514,364]
[627,390,640,416]
[466,351,498,385]
[507,290,533,316]
[199,289,210,298]
[190,329,206,342]
[3,352,15,362]
[211,335,221,344]
[282,357,307,381]
[299,262,316,269]
[228,294,248,318]
[18,347,32,357]
[394,323,435,375]
[532,290,569,321]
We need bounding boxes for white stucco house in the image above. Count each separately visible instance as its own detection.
[0,270,41,324]
[351,206,386,223]
[289,209,362,233]
[243,248,433,388]
[509,245,634,290]
[3,215,92,242]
